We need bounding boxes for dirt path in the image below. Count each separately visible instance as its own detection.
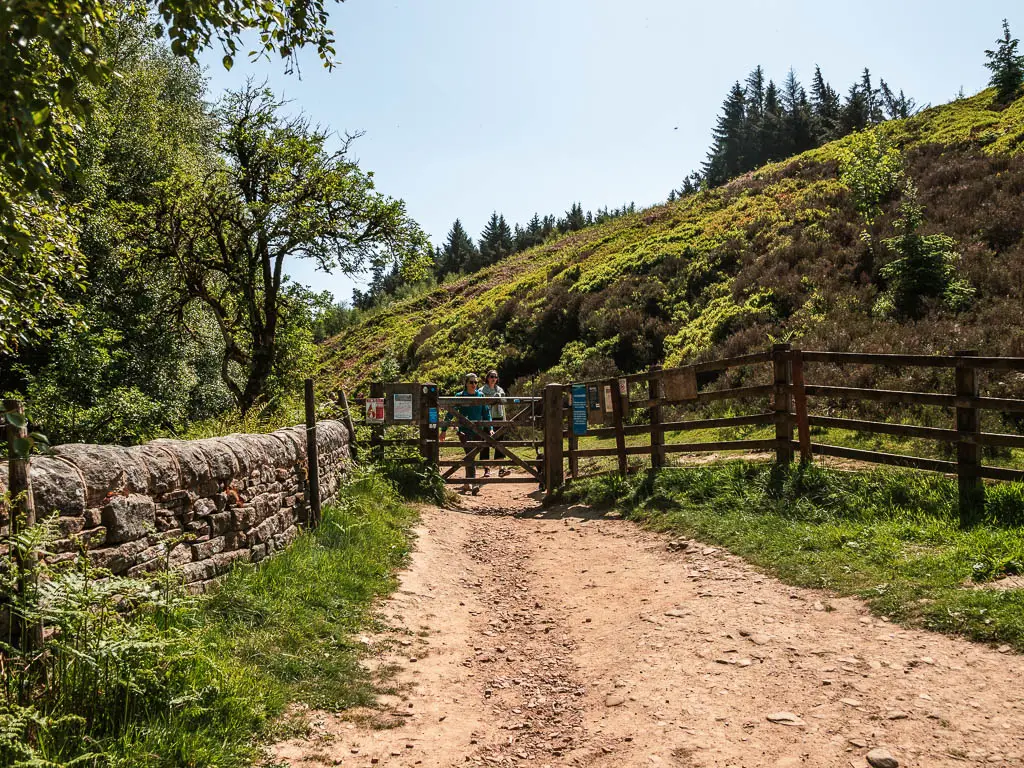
[273,483,1024,768]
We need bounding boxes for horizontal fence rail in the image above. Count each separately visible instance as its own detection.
[561,344,1024,525]
[342,344,1023,519]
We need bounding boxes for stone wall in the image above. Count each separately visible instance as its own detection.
[0,421,350,591]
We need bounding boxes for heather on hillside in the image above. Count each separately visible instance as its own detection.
[324,89,1024,400]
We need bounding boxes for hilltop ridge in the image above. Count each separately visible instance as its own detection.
[323,90,1024,394]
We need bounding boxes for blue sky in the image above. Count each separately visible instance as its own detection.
[200,0,1015,303]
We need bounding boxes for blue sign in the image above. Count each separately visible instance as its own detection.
[571,385,588,436]
[428,407,438,425]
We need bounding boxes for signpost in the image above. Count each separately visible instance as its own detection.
[571,384,587,436]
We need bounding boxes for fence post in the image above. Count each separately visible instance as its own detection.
[4,400,36,530]
[772,344,794,465]
[543,384,565,495]
[5,399,38,652]
[610,377,628,476]
[567,417,579,480]
[369,381,385,462]
[649,365,665,470]
[304,379,321,528]
[790,349,812,462]
[955,350,983,526]
[420,383,439,467]
[338,390,359,463]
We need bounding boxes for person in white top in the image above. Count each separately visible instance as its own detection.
[479,370,508,477]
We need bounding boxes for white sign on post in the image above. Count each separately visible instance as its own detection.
[393,393,413,421]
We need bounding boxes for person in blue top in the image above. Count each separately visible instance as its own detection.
[441,372,492,493]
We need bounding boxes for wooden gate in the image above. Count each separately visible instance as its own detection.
[341,383,565,492]
[436,393,544,487]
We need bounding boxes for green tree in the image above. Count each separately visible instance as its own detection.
[781,68,814,156]
[0,0,340,357]
[560,202,586,232]
[438,218,478,276]
[703,82,747,186]
[876,182,974,319]
[985,19,1024,105]
[810,65,841,140]
[478,212,514,266]
[149,83,429,413]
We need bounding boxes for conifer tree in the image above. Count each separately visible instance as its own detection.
[760,80,784,161]
[879,80,918,119]
[985,19,1024,105]
[782,69,814,155]
[478,212,514,266]
[860,68,883,124]
[810,65,841,140]
[839,81,869,135]
[703,82,747,186]
[560,202,586,232]
[438,219,478,277]
[744,66,766,166]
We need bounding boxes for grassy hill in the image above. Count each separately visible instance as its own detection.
[322,90,1024,397]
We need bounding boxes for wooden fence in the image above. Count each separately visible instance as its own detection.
[561,344,1024,525]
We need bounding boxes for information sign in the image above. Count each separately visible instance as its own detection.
[571,384,587,436]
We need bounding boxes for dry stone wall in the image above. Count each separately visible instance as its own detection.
[0,421,350,591]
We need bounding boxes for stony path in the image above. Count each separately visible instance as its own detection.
[272,484,1024,768]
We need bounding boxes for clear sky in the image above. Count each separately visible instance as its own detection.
[200,0,1016,304]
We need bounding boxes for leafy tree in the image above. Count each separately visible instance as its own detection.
[438,218,478,276]
[0,1,341,356]
[985,19,1024,105]
[4,15,230,442]
[703,82,747,186]
[876,182,974,319]
[838,131,904,223]
[478,212,514,266]
[149,83,429,413]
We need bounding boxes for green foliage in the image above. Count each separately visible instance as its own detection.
[563,462,1024,647]
[378,457,449,505]
[985,19,1024,106]
[875,182,974,318]
[1,469,417,765]
[0,0,340,357]
[838,130,904,222]
[147,82,429,413]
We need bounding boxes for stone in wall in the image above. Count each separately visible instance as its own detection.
[0,420,351,588]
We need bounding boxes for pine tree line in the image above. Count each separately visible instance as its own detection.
[354,201,637,308]
[691,65,919,191]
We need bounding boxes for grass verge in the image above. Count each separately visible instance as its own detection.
[1,468,417,767]
[560,461,1024,649]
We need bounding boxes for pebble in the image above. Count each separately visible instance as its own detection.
[885,710,909,720]
[605,695,626,707]
[774,759,802,768]
[840,698,862,707]
[765,711,805,726]
[848,738,867,748]
[865,747,898,768]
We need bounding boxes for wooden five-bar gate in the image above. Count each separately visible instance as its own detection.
[339,344,1024,522]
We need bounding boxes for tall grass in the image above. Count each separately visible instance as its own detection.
[562,462,1024,648]
[0,468,416,767]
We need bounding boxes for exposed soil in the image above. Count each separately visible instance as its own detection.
[272,480,1024,768]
